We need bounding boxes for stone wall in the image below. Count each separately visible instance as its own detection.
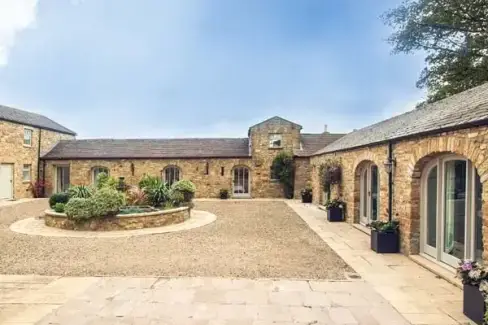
[294,158,311,198]
[249,118,301,198]
[44,158,253,198]
[44,207,190,231]
[311,125,488,259]
[0,120,74,199]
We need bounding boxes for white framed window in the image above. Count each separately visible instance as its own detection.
[22,164,31,182]
[92,167,109,184]
[268,134,283,148]
[163,166,180,186]
[23,128,33,147]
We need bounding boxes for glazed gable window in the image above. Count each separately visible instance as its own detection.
[23,128,33,146]
[268,134,282,148]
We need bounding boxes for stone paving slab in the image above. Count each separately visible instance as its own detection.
[286,201,473,325]
[0,275,408,325]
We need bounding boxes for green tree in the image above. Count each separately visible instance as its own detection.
[383,0,488,103]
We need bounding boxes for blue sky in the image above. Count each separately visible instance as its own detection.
[0,0,425,138]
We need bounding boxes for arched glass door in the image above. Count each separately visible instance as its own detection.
[360,163,379,225]
[233,167,250,197]
[421,155,483,267]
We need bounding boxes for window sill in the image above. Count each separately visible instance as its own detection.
[23,144,32,148]
[22,180,31,184]
[268,147,283,150]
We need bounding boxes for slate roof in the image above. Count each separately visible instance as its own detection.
[42,138,251,159]
[295,133,345,157]
[315,82,488,155]
[0,104,76,135]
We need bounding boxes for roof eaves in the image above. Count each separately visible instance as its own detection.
[0,117,77,136]
[310,118,488,157]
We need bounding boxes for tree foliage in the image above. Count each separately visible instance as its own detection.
[271,151,295,199]
[383,0,488,103]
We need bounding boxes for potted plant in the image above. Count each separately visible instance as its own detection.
[457,260,486,325]
[300,185,312,203]
[368,220,400,253]
[324,198,345,222]
[220,189,229,200]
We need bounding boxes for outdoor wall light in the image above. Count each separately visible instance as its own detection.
[383,157,396,174]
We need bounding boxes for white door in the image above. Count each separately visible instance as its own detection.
[421,155,483,268]
[360,163,379,225]
[0,164,13,200]
[233,167,250,197]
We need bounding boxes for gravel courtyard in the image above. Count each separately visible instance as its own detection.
[0,201,352,279]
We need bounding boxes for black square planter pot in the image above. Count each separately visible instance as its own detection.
[301,193,312,203]
[464,284,485,325]
[327,207,344,222]
[370,229,399,253]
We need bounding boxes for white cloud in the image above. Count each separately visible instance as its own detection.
[0,0,38,66]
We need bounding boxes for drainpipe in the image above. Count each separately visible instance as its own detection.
[37,129,42,183]
[387,141,394,222]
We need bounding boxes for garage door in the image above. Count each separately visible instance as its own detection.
[0,164,13,200]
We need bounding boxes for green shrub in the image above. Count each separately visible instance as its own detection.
[53,203,65,213]
[271,151,295,199]
[92,187,126,217]
[68,185,93,199]
[138,175,161,190]
[169,188,185,206]
[146,182,170,207]
[95,172,118,190]
[65,198,94,220]
[49,192,70,208]
[172,180,196,194]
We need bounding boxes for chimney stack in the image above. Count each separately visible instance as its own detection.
[323,124,328,133]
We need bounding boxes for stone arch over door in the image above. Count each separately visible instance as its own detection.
[408,149,487,263]
[353,160,381,224]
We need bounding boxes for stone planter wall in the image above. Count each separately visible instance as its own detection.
[44,207,190,231]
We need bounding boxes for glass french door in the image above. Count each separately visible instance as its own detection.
[421,155,483,267]
[233,167,250,197]
[360,163,379,225]
[56,166,70,193]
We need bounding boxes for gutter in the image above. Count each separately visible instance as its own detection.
[40,155,253,161]
[387,141,394,222]
[0,117,77,136]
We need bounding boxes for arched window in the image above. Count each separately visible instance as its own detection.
[92,167,109,184]
[421,154,483,266]
[232,166,250,197]
[163,166,180,186]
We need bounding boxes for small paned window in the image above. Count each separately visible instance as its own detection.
[268,134,282,148]
[92,167,109,184]
[24,128,33,146]
[22,164,31,182]
[163,166,180,186]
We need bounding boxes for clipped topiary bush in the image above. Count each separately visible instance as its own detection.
[49,192,70,208]
[65,198,94,221]
[169,188,185,206]
[172,180,196,194]
[54,202,65,213]
[68,185,93,199]
[92,187,126,217]
[172,180,196,202]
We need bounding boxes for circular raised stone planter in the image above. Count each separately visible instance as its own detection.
[44,206,190,231]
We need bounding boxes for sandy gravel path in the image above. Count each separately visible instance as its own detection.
[0,201,352,279]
